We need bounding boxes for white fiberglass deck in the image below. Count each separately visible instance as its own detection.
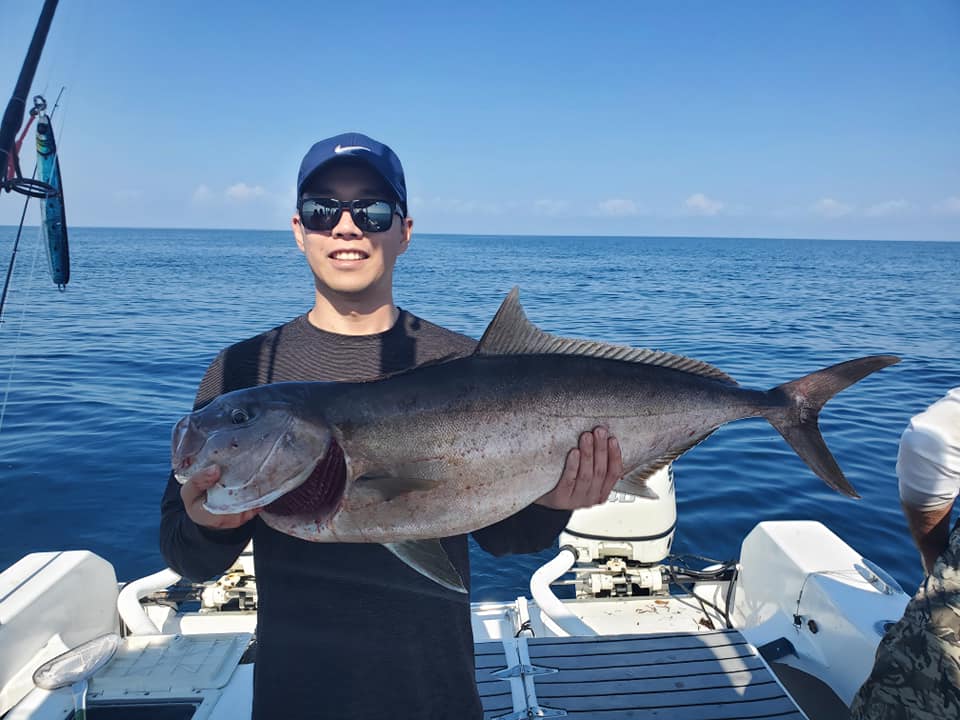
[475,630,805,720]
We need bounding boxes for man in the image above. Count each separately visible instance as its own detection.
[851,387,960,719]
[159,132,623,718]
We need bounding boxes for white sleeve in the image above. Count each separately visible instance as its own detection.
[897,388,960,511]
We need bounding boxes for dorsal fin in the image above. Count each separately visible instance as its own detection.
[476,288,738,385]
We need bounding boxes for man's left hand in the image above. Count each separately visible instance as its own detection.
[536,427,623,510]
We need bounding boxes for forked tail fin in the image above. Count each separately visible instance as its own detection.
[764,355,900,498]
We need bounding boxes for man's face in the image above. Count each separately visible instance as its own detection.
[292,160,412,303]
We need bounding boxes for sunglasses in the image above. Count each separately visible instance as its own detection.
[298,197,404,234]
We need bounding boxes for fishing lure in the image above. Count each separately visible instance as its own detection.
[35,109,69,289]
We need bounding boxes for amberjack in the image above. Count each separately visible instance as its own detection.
[172,289,899,592]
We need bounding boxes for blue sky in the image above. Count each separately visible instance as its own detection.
[1,1,957,240]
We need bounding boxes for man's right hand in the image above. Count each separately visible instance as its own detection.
[181,465,260,529]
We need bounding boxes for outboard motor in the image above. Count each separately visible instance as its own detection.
[559,465,676,597]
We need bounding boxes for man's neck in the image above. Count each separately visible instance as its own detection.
[307,292,400,336]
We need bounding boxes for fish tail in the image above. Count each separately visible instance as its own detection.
[763,355,900,498]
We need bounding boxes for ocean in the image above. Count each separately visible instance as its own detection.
[0,227,957,602]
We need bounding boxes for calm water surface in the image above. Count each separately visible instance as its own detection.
[0,227,957,600]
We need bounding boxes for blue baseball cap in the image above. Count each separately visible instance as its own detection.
[297,132,407,214]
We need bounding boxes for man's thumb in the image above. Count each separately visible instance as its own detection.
[186,465,220,494]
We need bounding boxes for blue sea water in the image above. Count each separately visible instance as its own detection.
[0,227,957,602]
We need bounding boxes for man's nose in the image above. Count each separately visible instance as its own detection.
[332,207,362,238]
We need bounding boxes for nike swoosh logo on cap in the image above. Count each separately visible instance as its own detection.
[334,144,371,154]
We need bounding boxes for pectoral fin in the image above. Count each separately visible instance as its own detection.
[384,540,467,594]
[357,474,440,501]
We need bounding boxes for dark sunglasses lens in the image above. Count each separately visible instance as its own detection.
[352,200,394,232]
[300,199,341,231]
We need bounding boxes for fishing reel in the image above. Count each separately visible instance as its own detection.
[2,95,57,199]
[3,176,55,199]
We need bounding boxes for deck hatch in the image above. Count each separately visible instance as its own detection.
[476,629,807,719]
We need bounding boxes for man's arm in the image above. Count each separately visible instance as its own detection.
[896,394,960,575]
[159,466,257,581]
[473,427,623,556]
[901,500,954,575]
[159,353,259,581]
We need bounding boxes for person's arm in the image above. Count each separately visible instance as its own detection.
[473,504,573,557]
[159,467,256,581]
[897,398,960,575]
[473,427,622,556]
[901,500,954,576]
[158,353,259,581]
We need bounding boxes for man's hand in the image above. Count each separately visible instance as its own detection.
[181,465,259,530]
[536,427,623,510]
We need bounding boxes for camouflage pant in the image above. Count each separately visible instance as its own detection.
[850,523,960,720]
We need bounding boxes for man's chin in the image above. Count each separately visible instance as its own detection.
[318,276,390,300]
[328,281,377,295]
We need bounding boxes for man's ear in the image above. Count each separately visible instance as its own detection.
[292,214,306,252]
[399,216,413,253]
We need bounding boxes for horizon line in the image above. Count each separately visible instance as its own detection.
[0,224,957,245]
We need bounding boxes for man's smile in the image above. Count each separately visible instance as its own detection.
[329,249,370,261]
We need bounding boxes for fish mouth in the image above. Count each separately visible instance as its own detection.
[174,456,208,486]
[203,460,318,514]
[174,467,194,484]
[171,415,205,481]
[264,439,346,520]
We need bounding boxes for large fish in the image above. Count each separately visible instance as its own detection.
[172,289,899,592]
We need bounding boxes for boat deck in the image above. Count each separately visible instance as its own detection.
[475,629,806,719]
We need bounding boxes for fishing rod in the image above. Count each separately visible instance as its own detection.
[1,0,60,198]
[0,0,64,436]
[1,0,67,323]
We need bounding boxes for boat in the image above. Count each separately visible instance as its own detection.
[0,465,910,719]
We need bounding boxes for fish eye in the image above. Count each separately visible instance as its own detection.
[231,408,251,425]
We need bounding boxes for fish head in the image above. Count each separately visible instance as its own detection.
[171,384,333,514]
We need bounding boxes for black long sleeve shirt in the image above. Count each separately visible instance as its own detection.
[159,310,570,719]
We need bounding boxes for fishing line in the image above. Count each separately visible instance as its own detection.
[0,225,43,435]
[0,88,67,433]
[0,0,80,434]
[0,206,33,324]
